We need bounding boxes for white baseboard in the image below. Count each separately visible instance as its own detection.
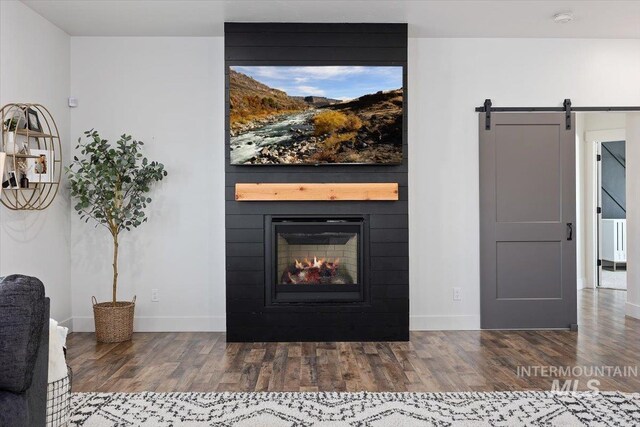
[71,315,477,332]
[58,317,73,332]
[410,314,480,331]
[72,315,226,332]
[625,301,640,320]
[577,277,588,290]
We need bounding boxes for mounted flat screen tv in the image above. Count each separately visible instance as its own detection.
[228,66,404,165]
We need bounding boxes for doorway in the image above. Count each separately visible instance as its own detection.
[598,140,627,290]
[578,113,629,290]
[478,104,639,329]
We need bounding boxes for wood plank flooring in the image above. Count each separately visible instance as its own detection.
[67,289,640,392]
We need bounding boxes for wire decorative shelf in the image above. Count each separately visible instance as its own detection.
[1,103,62,210]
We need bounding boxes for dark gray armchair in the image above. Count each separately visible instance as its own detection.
[0,275,49,427]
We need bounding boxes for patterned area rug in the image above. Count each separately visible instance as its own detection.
[70,391,640,426]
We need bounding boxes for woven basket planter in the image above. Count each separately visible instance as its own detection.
[92,296,136,343]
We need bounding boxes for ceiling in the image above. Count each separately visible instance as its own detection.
[21,0,640,38]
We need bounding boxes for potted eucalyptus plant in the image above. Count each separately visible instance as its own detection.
[67,130,167,343]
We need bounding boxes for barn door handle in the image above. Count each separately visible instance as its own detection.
[567,223,573,241]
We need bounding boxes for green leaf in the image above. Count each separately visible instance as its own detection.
[65,129,167,237]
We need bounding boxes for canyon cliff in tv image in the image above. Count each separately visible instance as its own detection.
[228,66,404,165]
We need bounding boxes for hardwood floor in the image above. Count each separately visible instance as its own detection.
[67,289,640,393]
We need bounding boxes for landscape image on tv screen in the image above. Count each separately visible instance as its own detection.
[229,66,403,165]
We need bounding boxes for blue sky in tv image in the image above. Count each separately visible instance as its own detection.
[231,66,402,100]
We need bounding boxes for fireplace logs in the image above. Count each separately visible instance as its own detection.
[280,256,354,285]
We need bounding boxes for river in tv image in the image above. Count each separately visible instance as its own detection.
[229,66,404,165]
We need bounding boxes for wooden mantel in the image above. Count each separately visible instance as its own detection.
[235,183,399,201]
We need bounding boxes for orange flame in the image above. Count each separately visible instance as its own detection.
[284,256,343,285]
[292,257,340,271]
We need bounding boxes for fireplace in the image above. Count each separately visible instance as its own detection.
[266,217,367,304]
[225,23,407,341]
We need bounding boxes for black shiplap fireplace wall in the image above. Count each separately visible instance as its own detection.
[225,23,408,341]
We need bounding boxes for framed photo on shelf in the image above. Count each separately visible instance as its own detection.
[26,149,53,183]
[26,108,42,133]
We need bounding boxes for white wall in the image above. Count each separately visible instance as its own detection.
[408,38,640,329]
[0,1,72,325]
[69,36,640,331]
[70,37,226,331]
[626,113,640,319]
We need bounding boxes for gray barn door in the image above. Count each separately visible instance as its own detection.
[480,113,576,329]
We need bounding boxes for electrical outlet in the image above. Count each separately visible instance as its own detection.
[151,289,159,302]
[453,287,462,301]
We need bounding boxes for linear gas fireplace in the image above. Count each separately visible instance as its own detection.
[266,217,367,304]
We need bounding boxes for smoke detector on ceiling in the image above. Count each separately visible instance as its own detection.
[553,12,574,24]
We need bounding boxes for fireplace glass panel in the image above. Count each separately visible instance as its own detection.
[269,219,365,303]
[277,231,359,286]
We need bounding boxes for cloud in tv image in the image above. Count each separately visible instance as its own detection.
[229,66,403,165]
